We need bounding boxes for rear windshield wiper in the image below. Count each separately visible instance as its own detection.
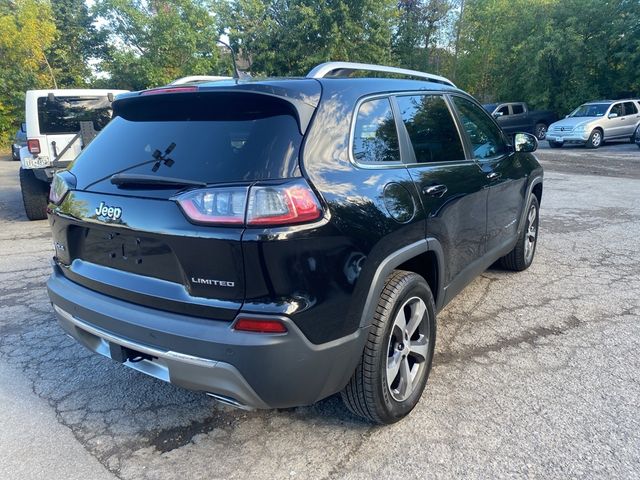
[110,173,206,188]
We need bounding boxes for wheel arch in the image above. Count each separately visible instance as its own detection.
[358,239,445,330]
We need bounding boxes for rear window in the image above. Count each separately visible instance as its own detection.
[71,92,302,187]
[37,96,113,134]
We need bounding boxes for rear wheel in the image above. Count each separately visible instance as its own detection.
[586,129,603,149]
[534,123,547,140]
[632,126,640,146]
[19,168,49,220]
[341,270,436,424]
[499,195,539,271]
[548,140,563,148]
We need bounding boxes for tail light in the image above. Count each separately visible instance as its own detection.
[233,317,288,334]
[49,171,76,205]
[27,139,41,154]
[175,179,322,227]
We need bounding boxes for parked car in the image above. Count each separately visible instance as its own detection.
[547,99,640,149]
[483,102,557,140]
[47,62,543,424]
[19,88,128,220]
[11,123,27,161]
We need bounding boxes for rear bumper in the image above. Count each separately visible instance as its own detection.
[47,264,366,409]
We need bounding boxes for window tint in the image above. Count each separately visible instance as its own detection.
[623,102,638,115]
[512,104,524,115]
[71,95,302,186]
[37,96,113,134]
[452,96,508,159]
[396,95,465,163]
[352,98,400,164]
[496,105,509,116]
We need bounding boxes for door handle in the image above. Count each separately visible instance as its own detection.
[487,172,501,181]
[423,184,448,197]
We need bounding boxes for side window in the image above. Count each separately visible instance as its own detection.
[396,95,465,163]
[452,96,508,160]
[623,102,638,116]
[496,105,509,116]
[610,103,623,117]
[352,98,400,164]
[511,104,524,115]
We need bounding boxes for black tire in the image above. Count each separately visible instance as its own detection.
[19,168,49,221]
[633,126,640,145]
[586,129,603,149]
[534,123,547,140]
[548,140,563,148]
[499,195,539,271]
[341,270,436,424]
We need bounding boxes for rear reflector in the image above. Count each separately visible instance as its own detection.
[27,139,41,154]
[140,86,198,96]
[233,318,288,334]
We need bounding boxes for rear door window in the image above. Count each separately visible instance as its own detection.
[396,95,465,163]
[352,98,401,164]
[37,96,113,134]
[623,102,638,116]
[511,104,525,115]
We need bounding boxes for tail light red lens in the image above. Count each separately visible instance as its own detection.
[247,183,322,225]
[233,317,288,334]
[27,139,41,154]
[175,179,322,227]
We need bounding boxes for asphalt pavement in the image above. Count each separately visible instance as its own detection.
[0,142,639,479]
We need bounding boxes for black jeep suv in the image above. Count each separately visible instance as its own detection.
[47,62,543,424]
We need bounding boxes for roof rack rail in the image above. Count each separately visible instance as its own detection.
[306,62,456,88]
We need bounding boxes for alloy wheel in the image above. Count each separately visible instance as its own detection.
[386,296,429,402]
[524,203,538,264]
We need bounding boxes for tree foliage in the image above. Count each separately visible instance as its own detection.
[217,0,397,76]
[93,0,227,90]
[0,0,57,143]
[48,0,104,87]
[455,0,640,113]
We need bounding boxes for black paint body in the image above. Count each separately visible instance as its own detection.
[47,77,543,407]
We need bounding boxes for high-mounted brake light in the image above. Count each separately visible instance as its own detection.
[175,179,322,227]
[140,86,198,96]
[233,317,288,334]
[27,139,41,154]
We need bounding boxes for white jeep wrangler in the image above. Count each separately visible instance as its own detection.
[20,89,128,220]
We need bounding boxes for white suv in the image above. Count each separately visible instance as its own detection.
[20,89,127,220]
[547,99,640,149]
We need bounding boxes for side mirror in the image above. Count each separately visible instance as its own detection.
[20,122,26,133]
[514,132,538,153]
[608,113,618,119]
[493,111,504,118]
[565,114,570,119]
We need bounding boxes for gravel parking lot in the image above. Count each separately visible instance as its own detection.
[1,143,639,479]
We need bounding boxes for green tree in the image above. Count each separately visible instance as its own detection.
[393,0,454,73]
[48,0,104,87]
[93,0,227,90]
[0,0,57,145]
[456,0,640,113]
[218,0,397,76]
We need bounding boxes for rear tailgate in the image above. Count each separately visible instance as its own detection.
[49,85,320,321]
